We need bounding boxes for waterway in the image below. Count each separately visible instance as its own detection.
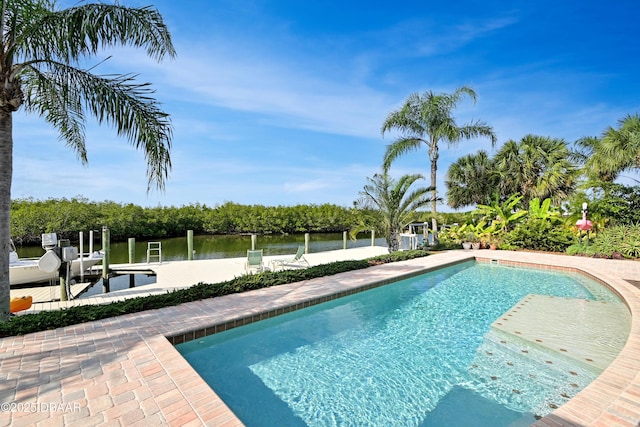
[13,232,386,299]
[15,232,386,264]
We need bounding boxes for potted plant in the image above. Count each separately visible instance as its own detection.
[487,235,501,250]
[470,237,481,250]
[477,222,498,249]
[463,231,474,250]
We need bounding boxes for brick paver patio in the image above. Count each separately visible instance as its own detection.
[1,250,639,426]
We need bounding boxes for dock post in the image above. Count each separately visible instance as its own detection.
[102,226,110,293]
[343,231,347,250]
[187,230,194,261]
[304,233,310,254]
[79,231,85,282]
[128,238,135,264]
[59,268,68,301]
[371,229,375,246]
[251,234,257,250]
[58,239,70,301]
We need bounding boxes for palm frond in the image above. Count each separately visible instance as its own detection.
[11,3,175,64]
[382,137,422,171]
[22,62,87,161]
[22,61,172,190]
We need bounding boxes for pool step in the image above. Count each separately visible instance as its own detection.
[491,294,629,372]
[462,329,597,418]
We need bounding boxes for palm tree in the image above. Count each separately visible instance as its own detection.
[494,135,578,205]
[572,136,618,182]
[592,114,640,177]
[491,139,522,199]
[381,86,496,243]
[445,150,497,209]
[0,1,175,321]
[355,172,432,252]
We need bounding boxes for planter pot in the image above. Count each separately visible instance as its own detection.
[489,244,498,250]
[471,242,481,250]
[462,242,472,250]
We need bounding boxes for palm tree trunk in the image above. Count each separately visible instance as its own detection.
[388,230,400,252]
[0,111,12,320]
[430,153,439,245]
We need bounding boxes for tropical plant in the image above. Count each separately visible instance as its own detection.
[500,198,574,252]
[445,150,497,209]
[493,135,579,205]
[474,194,527,232]
[354,172,432,252]
[503,219,576,252]
[594,184,640,225]
[0,1,175,321]
[563,183,640,231]
[569,223,640,259]
[441,220,495,247]
[380,86,496,243]
[589,226,624,257]
[527,197,560,221]
[465,220,495,245]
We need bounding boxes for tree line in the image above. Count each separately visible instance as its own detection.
[9,198,373,245]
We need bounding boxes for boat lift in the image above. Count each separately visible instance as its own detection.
[399,222,431,250]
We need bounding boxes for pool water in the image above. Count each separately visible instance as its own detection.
[177,262,628,427]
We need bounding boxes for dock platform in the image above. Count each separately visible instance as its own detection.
[10,246,390,313]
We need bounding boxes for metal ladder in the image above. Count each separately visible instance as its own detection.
[146,241,162,264]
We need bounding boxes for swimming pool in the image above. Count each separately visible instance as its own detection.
[177,261,630,426]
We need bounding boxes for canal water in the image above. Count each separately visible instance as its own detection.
[14,233,386,299]
[15,232,385,263]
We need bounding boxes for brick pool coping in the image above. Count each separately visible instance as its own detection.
[1,250,639,426]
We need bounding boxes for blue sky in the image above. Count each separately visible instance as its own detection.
[11,0,640,210]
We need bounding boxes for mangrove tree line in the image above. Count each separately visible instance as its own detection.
[10,198,365,244]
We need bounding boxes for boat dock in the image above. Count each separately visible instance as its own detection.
[10,246,390,313]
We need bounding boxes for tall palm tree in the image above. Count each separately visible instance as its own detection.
[494,135,578,205]
[355,172,432,252]
[381,86,496,243]
[572,136,618,182]
[593,114,640,177]
[0,1,175,320]
[445,150,497,209]
[491,139,522,198]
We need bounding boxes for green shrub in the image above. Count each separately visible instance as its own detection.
[504,219,576,252]
[1,253,430,337]
[367,249,429,263]
[587,223,640,259]
[565,243,594,256]
[427,242,461,251]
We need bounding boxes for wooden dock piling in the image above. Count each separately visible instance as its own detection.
[187,230,194,261]
[102,226,110,293]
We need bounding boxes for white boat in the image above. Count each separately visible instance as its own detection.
[9,240,103,287]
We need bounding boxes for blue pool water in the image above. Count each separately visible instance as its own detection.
[177,262,625,426]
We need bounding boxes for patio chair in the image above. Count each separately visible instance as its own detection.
[270,246,309,271]
[245,249,265,274]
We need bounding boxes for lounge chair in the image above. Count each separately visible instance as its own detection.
[270,246,309,271]
[245,249,265,274]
